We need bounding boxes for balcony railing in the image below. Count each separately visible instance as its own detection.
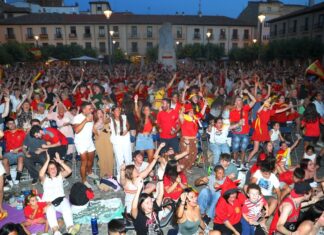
[55,33,63,39]
[39,33,48,39]
[26,34,34,40]
[219,34,226,40]
[278,29,286,35]
[69,33,77,39]
[6,34,16,40]
[193,33,201,40]
[232,35,239,40]
[243,34,250,40]
[98,33,106,38]
[299,25,309,32]
[112,33,119,39]
[176,33,183,39]
[313,23,324,30]
[288,27,297,34]
[83,33,91,39]
[129,33,139,39]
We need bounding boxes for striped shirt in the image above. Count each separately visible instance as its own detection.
[242,197,267,222]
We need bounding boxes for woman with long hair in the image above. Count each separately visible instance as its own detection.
[110,106,132,182]
[39,152,79,235]
[93,109,114,178]
[134,95,155,162]
[301,103,324,150]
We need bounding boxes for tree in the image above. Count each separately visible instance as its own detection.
[146,46,158,62]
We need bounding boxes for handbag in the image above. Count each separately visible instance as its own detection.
[52,196,64,207]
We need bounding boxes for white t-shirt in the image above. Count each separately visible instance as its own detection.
[10,95,23,113]
[42,174,65,202]
[132,161,149,173]
[208,123,230,144]
[33,110,49,128]
[253,170,280,196]
[304,153,316,162]
[109,115,129,144]
[72,113,94,146]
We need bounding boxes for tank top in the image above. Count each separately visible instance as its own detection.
[124,182,137,213]
[270,129,280,142]
[178,219,200,235]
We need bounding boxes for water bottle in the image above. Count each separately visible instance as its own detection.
[16,195,24,210]
[91,214,98,235]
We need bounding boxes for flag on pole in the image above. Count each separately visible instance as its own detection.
[30,48,42,59]
[31,70,45,84]
[305,60,324,79]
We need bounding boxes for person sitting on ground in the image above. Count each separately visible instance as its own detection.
[120,143,164,214]
[303,145,316,164]
[250,161,281,218]
[300,158,316,182]
[279,167,305,200]
[195,165,225,224]
[218,153,238,180]
[108,219,126,235]
[0,222,30,235]
[276,136,302,173]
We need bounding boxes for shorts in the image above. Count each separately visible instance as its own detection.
[303,136,319,144]
[75,141,96,155]
[3,152,24,165]
[135,133,155,151]
[232,134,249,152]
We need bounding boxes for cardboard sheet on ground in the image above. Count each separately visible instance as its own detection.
[72,198,124,224]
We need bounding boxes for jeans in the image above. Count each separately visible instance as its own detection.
[197,188,221,220]
[241,218,256,235]
[209,142,230,165]
[232,134,249,152]
[24,152,47,180]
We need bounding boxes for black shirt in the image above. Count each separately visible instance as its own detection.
[133,201,162,235]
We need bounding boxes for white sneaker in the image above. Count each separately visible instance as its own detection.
[54,230,62,235]
[4,186,10,192]
[13,179,19,185]
[7,180,14,187]
[84,181,92,189]
[87,173,99,180]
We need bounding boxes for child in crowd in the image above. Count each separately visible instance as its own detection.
[108,219,126,235]
[269,122,285,155]
[303,145,316,163]
[23,193,49,233]
[242,184,269,235]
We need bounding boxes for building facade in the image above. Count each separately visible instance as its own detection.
[238,0,305,44]
[0,11,255,57]
[268,2,324,43]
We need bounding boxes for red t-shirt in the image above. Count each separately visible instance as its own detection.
[271,103,288,123]
[163,172,187,200]
[62,99,72,110]
[42,127,68,146]
[278,171,294,186]
[74,90,89,107]
[142,119,153,133]
[214,192,246,225]
[30,98,44,112]
[301,117,324,137]
[4,129,26,152]
[24,202,47,220]
[229,105,251,135]
[181,118,199,137]
[157,109,179,139]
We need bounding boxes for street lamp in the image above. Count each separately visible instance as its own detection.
[104,9,113,67]
[34,35,39,47]
[206,31,211,60]
[257,14,266,61]
[252,39,257,44]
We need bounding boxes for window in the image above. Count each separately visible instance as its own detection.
[113,26,119,37]
[220,29,226,40]
[41,27,47,35]
[147,42,153,49]
[267,7,271,12]
[232,43,238,49]
[219,42,225,49]
[97,5,102,12]
[282,22,286,34]
[70,26,77,37]
[293,20,297,33]
[84,26,91,38]
[131,26,137,38]
[176,26,182,39]
[243,29,249,40]
[85,42,92,49]
[274,24,277,36]
[131,42,138,52]
[304,17,309,31]
[71,42,77,46]
[232,29,238,40]
[193,28,200,39]
[147,26,153,38]
[55,27,62,38]
[99,42,106,53]
[264,22,270,27]
[99,26,105,37]
[27,28,33,38]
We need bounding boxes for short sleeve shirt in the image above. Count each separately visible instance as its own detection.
[229,105,251,135]
[253,170,280,196]
[72,113,94,146]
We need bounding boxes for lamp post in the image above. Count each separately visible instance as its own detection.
[104,9,113,67]
[109,30,114,66]
[252,38,257,44]
[34,35,39,47]
[257,14,266,61]
[112,40,116,64]
[206,31,211,60]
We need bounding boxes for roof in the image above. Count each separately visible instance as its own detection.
[0,2,30,13]
[0,12,255,26]
[268,2,324,23]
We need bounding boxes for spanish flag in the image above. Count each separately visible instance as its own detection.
[305,60,324,79]
[30,48,42,59]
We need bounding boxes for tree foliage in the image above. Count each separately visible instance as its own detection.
[176,43,225,60]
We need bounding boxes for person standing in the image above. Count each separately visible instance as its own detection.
[72,102,97,188]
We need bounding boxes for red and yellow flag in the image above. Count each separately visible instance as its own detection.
[306,60,324,79]
[30,48,42,59]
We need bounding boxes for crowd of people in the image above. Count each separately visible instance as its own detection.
[0,61,323,235]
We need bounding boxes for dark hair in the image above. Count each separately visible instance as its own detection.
[293,167,305,180]
[306,145,315,153]
[247,183,261,194]
[164,160,179,182]
[137,103,155,133]
[138,193,152,212]
[214,165,224,173]
[260,162,272,173]
[29,125,42,138]
[30,118,41,125]
[111,106,124,135]
[132,150,142,159]
[223,191,238,202]
[162,98,171,106]
[108,219,125,234]
[46,160,61,178]
[81,101,92,110]
[6,118,15,124]
[0,223,28,235]
[24,193,37,207]
[125,165,135,180]
[303,103,320,123]
[220,153,231,162]
[300,158,311,170]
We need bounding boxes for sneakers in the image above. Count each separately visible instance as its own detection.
[53,230,62,235]
[3,186,10,192]
[84,181,92,189]
[31,179,38,185]
[87,173,99,180]
[68,224,80,235]
[13,179,19,185]
[7,180,14,188]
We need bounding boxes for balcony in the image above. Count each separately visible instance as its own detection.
[98,33,106,38]
[145,34,153,39]
[176,33,183,39]
[129,33,139,39]
[193,33,201,40]
[232,35,239,40]
[55,33,63,39]
[39,33,48,39]
[219,34,226,40]
[69,33,77,39]
[83,33,92,39]
[112,33,119,39]
[5,34,16,40]
[299,25,309,33]
[243,34,250,40]
[26,34,34,40]
[313,23,324,31]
